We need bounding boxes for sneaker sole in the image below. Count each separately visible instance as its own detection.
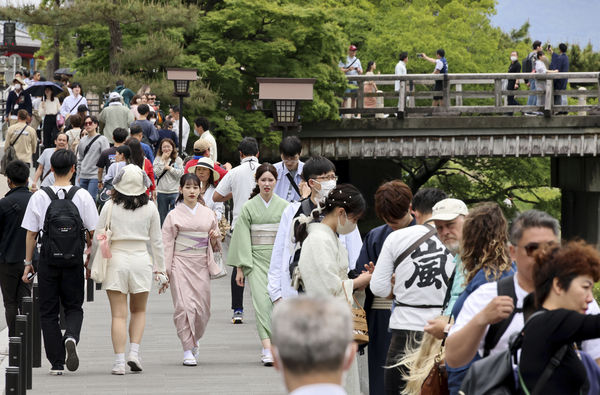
[49,370,64,376]
[127,360,143,372]
[232,318,243,324]
[111,370,125,375]
[262,361,273,367]
[65,340,79,372]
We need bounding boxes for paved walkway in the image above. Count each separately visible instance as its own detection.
[26,276,287,394]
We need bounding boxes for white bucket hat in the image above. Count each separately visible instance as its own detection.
[113,164,147,196]
[187,157,221,182]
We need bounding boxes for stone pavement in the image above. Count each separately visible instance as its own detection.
[26,276,287,395]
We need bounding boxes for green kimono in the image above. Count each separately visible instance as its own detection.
[228,194,289,340]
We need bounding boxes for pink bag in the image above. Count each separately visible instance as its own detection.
[90,202,113,283]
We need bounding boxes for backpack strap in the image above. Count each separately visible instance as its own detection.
[299,198,313,217]
[65,186,81,201]
[41,186,59,201]
[483,275,522,356]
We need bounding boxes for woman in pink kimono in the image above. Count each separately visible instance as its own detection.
[162,173,222,366]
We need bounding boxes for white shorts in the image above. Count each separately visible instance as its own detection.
[103,241,153,294]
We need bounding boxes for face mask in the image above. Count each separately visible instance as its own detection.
[14,84,21,90]
[336,211,357,235]
[315,179,336,201]
[510,56,518,62]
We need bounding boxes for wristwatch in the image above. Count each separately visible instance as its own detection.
[24,260,32,266]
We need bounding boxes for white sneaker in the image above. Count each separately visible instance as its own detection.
[192,347,199,362]
[127,353,143,372]
[64,337,79,372]
[183,356,197,366]
[111,361,125,375]
[261,353,274,366]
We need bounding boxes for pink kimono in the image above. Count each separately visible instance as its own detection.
[162,202,221,351]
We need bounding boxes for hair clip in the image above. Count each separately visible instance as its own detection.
[343,201,347,204]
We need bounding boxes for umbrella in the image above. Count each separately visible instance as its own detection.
[24,81,64,97]
[54,68,76,76]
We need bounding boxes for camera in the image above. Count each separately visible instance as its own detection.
[417,53,424,58]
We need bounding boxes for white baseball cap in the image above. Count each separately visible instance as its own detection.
[426,198,468,222]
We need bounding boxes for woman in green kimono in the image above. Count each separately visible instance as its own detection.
[228,163,289,366]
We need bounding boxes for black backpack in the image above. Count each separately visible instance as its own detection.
[40,187,87,267]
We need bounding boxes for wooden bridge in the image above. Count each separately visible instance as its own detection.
[300,72,600,158]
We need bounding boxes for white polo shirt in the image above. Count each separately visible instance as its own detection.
[21,185,99,233]
[214,156,258,229]
[449,274,600,359]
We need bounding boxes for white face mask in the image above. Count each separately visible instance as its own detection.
[510,56,518,62]
[336,211,357,235]
[315,179,336,201]
[14,83,21,90]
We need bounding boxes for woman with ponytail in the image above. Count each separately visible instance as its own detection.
[295,183,372,395]
[162,173,220,366]
[227,163,289,366]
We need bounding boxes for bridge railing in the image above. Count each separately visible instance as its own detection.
[343,72,600,118]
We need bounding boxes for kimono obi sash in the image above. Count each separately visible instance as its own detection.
[250,223,279,246]
[371,296,393,310]
[175,231,209,255]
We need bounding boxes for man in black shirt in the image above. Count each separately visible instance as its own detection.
[96,127,128,191]
[0,160,32,336]
[130,104,158,149]
[507,50,521,106]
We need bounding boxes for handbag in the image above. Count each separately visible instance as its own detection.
[421,352,449,395]
[342,287,369,345]
[210,251,227,279]
[90,201,113,282]
[56,113,65,129]
[218,217,231,242]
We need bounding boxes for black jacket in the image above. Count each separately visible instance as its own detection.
[0,186,32,264]
[5,90,32,117]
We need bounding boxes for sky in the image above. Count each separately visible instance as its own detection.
[491,0,600,50]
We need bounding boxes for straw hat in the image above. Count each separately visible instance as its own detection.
[187,157,220,182]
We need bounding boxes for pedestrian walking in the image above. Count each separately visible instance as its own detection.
[22,149,98,375]
[0,160,32,337]
[90,164,167,375]
[31,133,69,192]
[60,82,87,120]
[77,115,110,200]
[64,114,85,153]
[294,183,371,395]
[154,138,184,225]
[162,173,222,366]
[273,136,305,203]
[39,87,61,147]
[5,109,38,167]
[98,92,134,144]
[228,163,289,365]
[188,157,224,221]
[125,137,156,199]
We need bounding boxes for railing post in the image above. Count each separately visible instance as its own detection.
[443,74,450,111]
[8,337,24,395]
[21,297,33,390]
[455,83,463,106]
[398,80,406,119]
[578,87,587,116]
[32,282,42,368]
[87,278,94,302]
[5,366,20,395]
[408,80,415,108]
[494,78,502,109]
[544,78,553,117]
[15,316,27,394]
[356,80,364,117]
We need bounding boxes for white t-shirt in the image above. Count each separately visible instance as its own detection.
[435,59,446,72]
[200,130,218,163]
[449,274,600,359]
[371,225,455,331]
[395,60,407,91]
[37,148,55,187]
[21,185,99,233]
[214,156,258,228]
[172,117,190,152]
[535,59,547,75]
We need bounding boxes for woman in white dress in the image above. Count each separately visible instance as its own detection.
[91,164,168,375]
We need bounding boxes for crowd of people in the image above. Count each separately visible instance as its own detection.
[0,76,598,394]
[340,39,570,116]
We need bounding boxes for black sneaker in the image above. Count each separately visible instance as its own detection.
[232,310,243,324]
[65,337,79,372]
[49,364,64,375]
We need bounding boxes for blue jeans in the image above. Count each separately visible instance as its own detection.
[78,178,98,201]
[157,192,179,225]
[527,79,537,106]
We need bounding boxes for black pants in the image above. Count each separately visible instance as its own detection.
[42,114,58,148]
[384,329,423,395]
[0,263,31,337]
[38,261,84,368]
[367,309,393,395]
[230,267,244,310]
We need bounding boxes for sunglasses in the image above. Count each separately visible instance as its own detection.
[520,241,557,257]
[84,121,94,126]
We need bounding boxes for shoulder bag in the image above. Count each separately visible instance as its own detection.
[0,125,28,175]
[90,201,113,283]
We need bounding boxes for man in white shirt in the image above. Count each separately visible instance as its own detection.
[446,210,600,372]
[339,44,363,117]
[268,156,362,303]
[31,133,69,191]
[394,51,408,92]
[169,106,190,153]
[21,149,98,375]
[271,296,355,395]
[273,136,305,203]
[60,82,88,119]
[193,117,217,163]
[213,137,260,324]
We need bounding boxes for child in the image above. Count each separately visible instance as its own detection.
[162,174,222,366]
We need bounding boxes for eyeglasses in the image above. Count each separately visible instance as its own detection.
[315,175,338,181]
[84,121,94,126]
[519,241,557,257]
